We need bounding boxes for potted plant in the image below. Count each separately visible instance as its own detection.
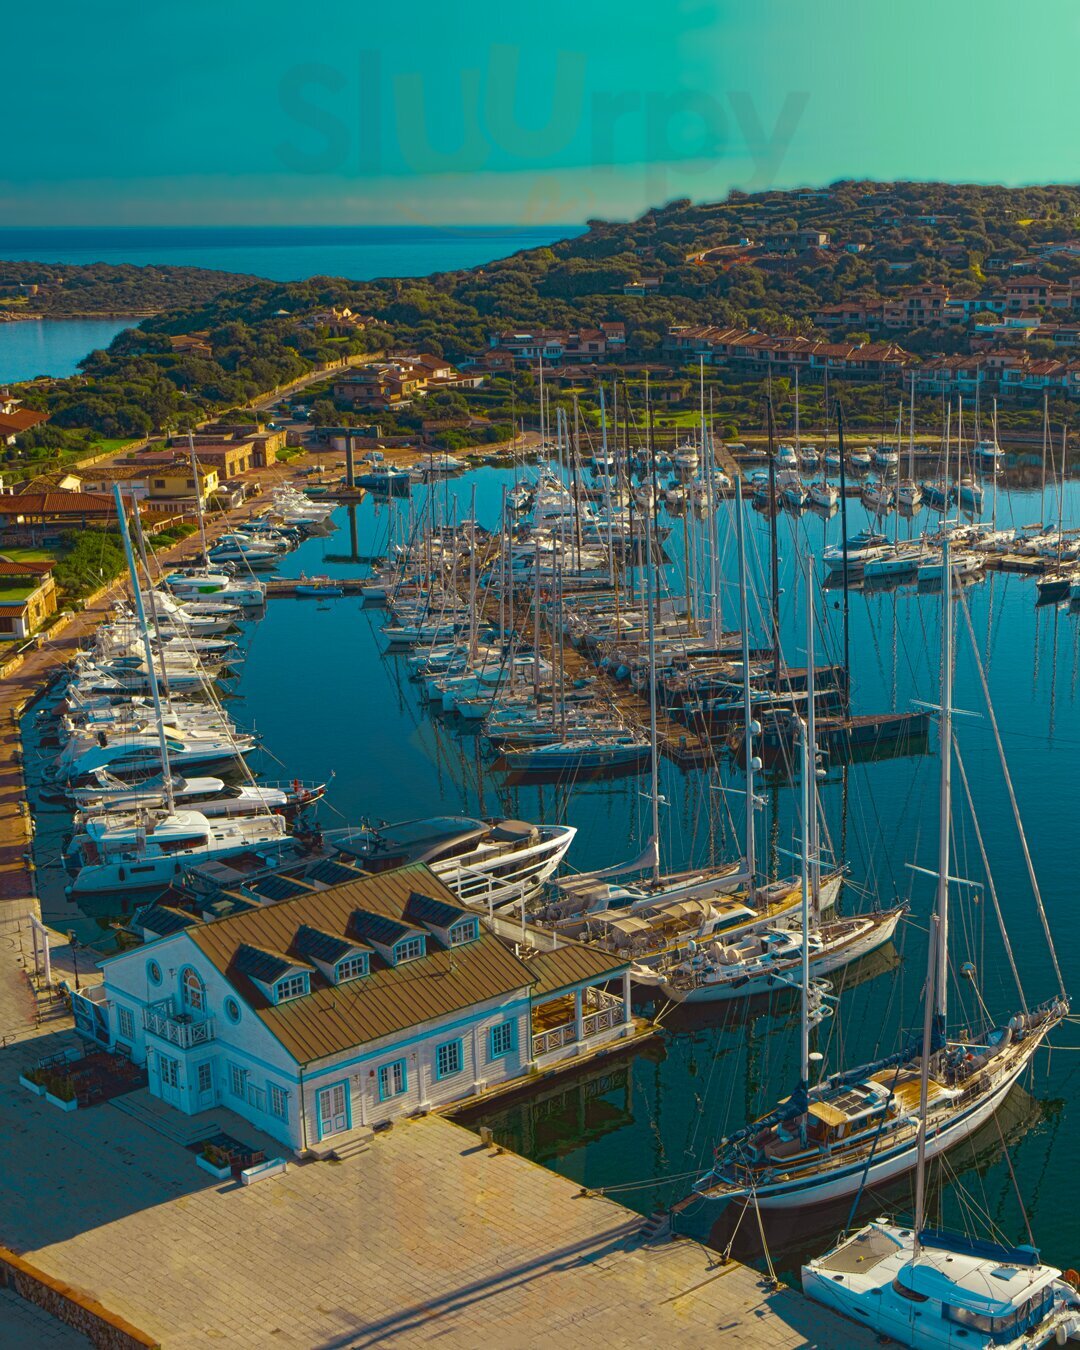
[44,1075,78,1112]
[196,1142,233,1181]
[18,1066,47,1096]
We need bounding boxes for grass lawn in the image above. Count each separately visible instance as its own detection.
[0,585,36,604]
[1,546,59,563]
[87,437,137,454]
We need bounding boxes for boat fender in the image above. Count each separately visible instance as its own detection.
[118,868,125,882]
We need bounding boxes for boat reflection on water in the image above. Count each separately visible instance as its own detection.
[455,1048,661,1166]
[702,1085,1060,1276]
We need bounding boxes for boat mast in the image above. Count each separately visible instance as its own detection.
[189,433,210,564]
[113,485,175,814]
[806,560,820,916]
[836,400,851,711]
[1040,389,1049,525]
[914,533,953,1254]
[645,437,661,880]
[798,557,814,1123]
[991,399,1000,531]
[907,371,916,484]
[468,483,478,662]
[766,395,781,681]
[735,476,756,896]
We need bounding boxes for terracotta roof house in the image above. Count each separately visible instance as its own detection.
[0,557,58,639]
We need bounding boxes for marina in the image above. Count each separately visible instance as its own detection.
[12,431,1080,1308]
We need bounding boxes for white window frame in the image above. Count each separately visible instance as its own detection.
[228,1062,247,1098]
[449,920,477,947]
[159,1054,180,1089]
[435,1039,463,1081]
[274,973,309,1002]
[116,1005,135,1041]
[181,967,205,1012]
[196,1061,213,1094]
[268,1083,289,1120]
[394,936,424,964]
[489,1020,515,1059]
[335,954,368,983]
[378,1059,407,1101]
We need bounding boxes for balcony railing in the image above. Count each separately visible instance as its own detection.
[531,987,626,1058]
[531,1023,577,1058]
[143,1000,215,1049]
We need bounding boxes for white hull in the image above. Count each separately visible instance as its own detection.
[696,1023,1053,1213]
[437,826,576,910]
[658,909,902,1004]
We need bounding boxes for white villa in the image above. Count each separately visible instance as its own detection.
[80,863,633,1154]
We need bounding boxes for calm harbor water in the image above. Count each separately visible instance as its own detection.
[0,317,136,383]
[22,464,1080,1274]
[0,225,581,283]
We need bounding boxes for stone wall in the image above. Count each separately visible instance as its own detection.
[0,1245,160,1347]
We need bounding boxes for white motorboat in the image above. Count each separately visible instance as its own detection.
[165,569,267,607]
[808,481,839,510]
[822,530,890,572]
[334,815,576,911]
[65,808,291,895]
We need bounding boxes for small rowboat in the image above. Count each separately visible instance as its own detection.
[295,576,344,597]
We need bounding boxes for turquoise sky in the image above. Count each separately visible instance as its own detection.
[6,0,1078,225]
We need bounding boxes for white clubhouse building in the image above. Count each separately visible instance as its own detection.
[85,863,632,1153]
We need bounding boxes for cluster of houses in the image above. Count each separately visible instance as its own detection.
[331,354,481,412]
[661,325,912,378]
[477,324,627,370]
[814,277,1080,335]
[67,863,636,1155]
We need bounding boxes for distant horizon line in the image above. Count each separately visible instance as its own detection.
[0,223,587,234]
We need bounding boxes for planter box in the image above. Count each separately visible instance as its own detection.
[19,1076,44,1096]
[45,1092,77,1112]
[196,1154,232,1181]
[241,1157,288,1186]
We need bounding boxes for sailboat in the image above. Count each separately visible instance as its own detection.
[671,539,1069,1222]
[803,543,1078,1346]
[63,487,291,896]
[644,562,904,1004]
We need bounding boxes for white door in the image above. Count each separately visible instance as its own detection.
[195,1060,215,1110]
[158,1053,181,1107]
[317,1083,348,1138]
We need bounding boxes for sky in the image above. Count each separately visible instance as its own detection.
[5,0,1080,227]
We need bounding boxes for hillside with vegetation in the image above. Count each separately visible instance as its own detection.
[0,260,260,317]
[10,180,1080,472]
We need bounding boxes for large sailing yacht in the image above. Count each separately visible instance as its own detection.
[671,539,1069,1225]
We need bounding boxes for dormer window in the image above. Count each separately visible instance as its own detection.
[393,936,425,964]
[448,919,478,947]
[335,954,369,983]
[274,973,309,1003]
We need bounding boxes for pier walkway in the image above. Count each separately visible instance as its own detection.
[0,918,875,1347]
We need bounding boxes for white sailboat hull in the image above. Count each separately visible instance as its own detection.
[658,908,903,1004]
[691,1022,1054,1216]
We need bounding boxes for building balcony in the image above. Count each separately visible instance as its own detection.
[530,986,626,1060]
[143,1000,215,1050]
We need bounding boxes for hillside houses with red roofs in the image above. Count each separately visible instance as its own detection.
[480,323,627,369]
[662,325,912,378]
[332,355,482,412]
[0,389,48,446]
